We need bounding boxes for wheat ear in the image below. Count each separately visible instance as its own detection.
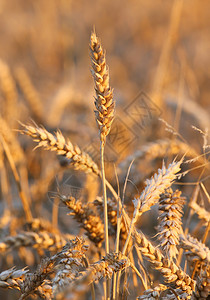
[90,32,115,145]
[0,231,72,253]
[0,267,28,290]
[137,284,190,300]
[20,123,100,175]
[189,202,210,225]
[123,160,182,255]
[52,237,88,294]
[134,230,195,296]
[19,257,55,299]
[119,138,200,173]
[138,285,191,299]
[157,188,185,260]
[193,268,210,299]
[59,194,104,247]
[180,234,210,265]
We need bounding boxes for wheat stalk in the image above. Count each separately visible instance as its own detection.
[0,60,18,125]
[0,117,25,165]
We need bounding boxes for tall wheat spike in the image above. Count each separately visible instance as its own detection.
[90,31,115,145]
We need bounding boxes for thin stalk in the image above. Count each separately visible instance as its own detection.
[112,167,120,300]
[129,252,138,289]
[100,142,109,255]
[135,245,150,289]
[100,141,110,300]
[83,257,95,300]
[122,207,141,256]
[177,184,199,265]
[0,135,32,222]
[52,197,59,230]
[130,263,147,290]
[111,273,117,300]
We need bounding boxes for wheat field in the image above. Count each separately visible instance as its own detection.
[0,0,209,299]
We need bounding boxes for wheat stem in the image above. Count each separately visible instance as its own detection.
[0,135,32,222]
[100,142,110,300]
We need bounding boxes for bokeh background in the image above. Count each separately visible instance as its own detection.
[0,0,209,299]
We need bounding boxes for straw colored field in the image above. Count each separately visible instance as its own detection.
[0,0,209,299]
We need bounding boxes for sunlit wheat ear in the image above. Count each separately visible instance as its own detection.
[157,188,185,260]
[194,268,210,300]
[94,197,127,240]
[52,237,89,294]
[0,231,72,254]
[54,252,129,299]
[134,231,196,296]
[59,195,104,247]
[180,234,210,265]
[137,284,190,300]
[19,257,55,299]
[134,160,182,216]
[189,202,210,226]
[122,160,183,256]
[91,252,129,281]
[90,31,115,145]
[119,138,201,174]
[0,267,28,290]
[20,123,100,175]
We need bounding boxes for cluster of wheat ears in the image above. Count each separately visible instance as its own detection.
[0,31,209,300]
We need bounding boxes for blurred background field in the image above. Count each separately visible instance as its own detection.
[0,0,209,299]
